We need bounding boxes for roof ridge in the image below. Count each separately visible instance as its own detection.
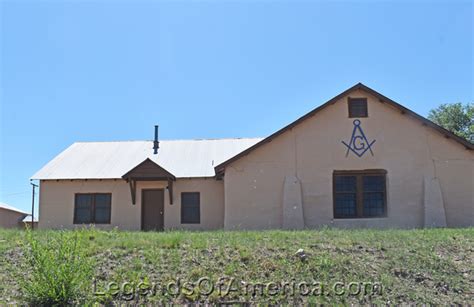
[74,137,264,143]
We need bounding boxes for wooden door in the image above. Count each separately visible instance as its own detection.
[141,189,164,231]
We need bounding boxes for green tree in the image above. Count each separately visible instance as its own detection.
[428,102,474,141]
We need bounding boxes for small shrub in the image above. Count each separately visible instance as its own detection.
[18,229,94,305]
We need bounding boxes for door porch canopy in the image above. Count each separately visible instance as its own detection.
[122,158,176,205]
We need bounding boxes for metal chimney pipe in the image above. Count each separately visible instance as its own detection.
[153,125,159,154]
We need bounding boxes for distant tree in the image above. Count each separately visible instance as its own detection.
[428,102,474,141]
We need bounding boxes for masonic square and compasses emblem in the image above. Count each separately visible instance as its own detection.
[341,119,376,157]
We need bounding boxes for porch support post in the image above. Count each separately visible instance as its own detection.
[167,178,173,205]
[128,179,137,205]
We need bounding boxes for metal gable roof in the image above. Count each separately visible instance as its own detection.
[31,138,263,180]
[0,202,29,215]
[22,215,38,223]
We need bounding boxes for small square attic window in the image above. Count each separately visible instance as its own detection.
[348,98,368,118]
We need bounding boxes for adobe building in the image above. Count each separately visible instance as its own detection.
[0,202,30,229]
[32,84,474,230]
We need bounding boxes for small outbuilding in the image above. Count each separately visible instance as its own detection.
[0,202,30,229]
[22,215,39,229]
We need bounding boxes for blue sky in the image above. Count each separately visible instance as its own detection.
[0,1,472,213]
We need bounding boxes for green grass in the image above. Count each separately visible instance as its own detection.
[0,228,473,304]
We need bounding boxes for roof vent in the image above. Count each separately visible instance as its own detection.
[153,125,159,154]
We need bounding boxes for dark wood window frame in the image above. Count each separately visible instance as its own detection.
[73,193,112,224]
[181,192,200,224]
[333,169,387,219]
[348,97,368,118]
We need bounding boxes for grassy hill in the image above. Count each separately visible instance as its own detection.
[0,228,473,304]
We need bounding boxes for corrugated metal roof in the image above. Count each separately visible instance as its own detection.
[22,215,39,223]
[31,138,263,180]
[0,202,29,215]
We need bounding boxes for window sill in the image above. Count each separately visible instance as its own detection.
[332,216,388,221]
[73,222,111,225]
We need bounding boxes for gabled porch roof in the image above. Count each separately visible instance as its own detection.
[122,158,176,181]
[122,158,176,205]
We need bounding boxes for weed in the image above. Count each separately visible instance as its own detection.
[18,228,94,305]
